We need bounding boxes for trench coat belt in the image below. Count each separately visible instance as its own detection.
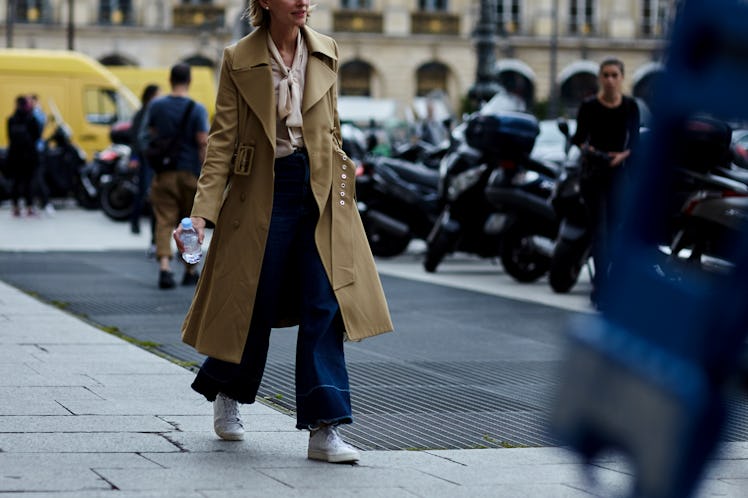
[330,150,356,290]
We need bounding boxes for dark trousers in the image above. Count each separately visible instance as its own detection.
[192,150,353,429]
[10,168,35,209]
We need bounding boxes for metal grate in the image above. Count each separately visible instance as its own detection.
[3,250,748,451]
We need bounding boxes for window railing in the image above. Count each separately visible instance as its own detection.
[411,11,460,35]
[333,10,383,33]
[173,4,225,28]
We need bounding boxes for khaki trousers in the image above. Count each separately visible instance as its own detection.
[149,170,198,259]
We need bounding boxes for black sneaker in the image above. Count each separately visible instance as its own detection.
[182,271,200,286]
[159,270,176,289]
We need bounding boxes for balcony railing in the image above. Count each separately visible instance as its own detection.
[333,10,383,33]
[173,4,225,29]
[411,12,460,36]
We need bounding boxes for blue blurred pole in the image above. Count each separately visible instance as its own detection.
[551,1,748,497]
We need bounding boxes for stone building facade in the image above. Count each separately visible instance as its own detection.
[1,0,676,117]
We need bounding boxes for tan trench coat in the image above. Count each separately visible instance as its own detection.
[181,26,393,364]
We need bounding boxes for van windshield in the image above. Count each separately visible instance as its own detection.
[84,88,135,125]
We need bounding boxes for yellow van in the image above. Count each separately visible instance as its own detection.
[0,49,139,159]
[107,66,217,123]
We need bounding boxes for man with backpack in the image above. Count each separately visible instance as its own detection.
[140,63,209,289]
[6,95,42,217]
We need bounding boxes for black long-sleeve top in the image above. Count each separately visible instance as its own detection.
[572,95,640,154]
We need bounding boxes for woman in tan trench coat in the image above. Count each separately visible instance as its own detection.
[174,0,392,463]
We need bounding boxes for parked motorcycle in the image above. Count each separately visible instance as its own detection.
[98,143,137,221]
[482,150,559,282]
[40,107,91,208]
[356,154,440,257]
[423,105,542,275]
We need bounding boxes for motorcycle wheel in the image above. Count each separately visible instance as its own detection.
[364,222,411,258]
[549,239,586,293]
[73,178,99,210]
[100,181,136,221]
[500,227,550,283]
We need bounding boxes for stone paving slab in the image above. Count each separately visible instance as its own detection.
[163,413,296,433]
[163,431,308,455]
[0,432,181,453]
[0,415,174,433]
[0,493,206,498]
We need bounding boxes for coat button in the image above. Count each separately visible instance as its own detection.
[341,182,346,188]
[341,164,347,170]
[240,193,246,202]
[233,220,240,228]
[339,199,345,206]
[341,173,347,180]
[340,191,345,197]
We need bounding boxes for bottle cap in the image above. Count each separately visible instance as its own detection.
[181,217,193,229]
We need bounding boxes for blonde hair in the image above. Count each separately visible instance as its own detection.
[242,1,315,28]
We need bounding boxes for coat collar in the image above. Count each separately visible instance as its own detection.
[229,26,338,147]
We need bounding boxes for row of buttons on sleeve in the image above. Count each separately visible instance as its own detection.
[338,149,349,206]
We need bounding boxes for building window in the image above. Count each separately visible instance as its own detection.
[568,0,595,35]
[340,60,373,96]
[418,0,448,12]
[560,71,598,115]
[416,62,448,97]
[99,1,133,25]
[342,0,372,9]
[14,1,50,23]
[641,0,673,37]
[497,0,521,34]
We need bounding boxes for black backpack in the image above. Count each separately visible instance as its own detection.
[144,101,195,173]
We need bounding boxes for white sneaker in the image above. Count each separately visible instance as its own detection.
[213,393,244,441]
[308,426,360,463]
[43,203,56,216]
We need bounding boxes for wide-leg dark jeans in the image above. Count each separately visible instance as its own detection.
[191,150,353,429]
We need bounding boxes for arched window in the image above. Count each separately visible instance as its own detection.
[182,55,216,68]
[497,71,534,109]
[560,72,597,115]
[633,70,664,109]
[340,60,373,96]
[99,54,138,66]
[416,62,448,97]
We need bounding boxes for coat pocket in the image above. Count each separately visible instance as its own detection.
[233,144,254,176]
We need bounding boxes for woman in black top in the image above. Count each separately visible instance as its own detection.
[571,57,640,307]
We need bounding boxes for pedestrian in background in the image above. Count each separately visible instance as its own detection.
[129,84,160,244]
[571,57,640,307]
[6,95,42,217]
[141,64,208,289]
[175,0,393,463]
[29,94,55,216]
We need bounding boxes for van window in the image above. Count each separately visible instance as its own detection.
[84,88,119,125]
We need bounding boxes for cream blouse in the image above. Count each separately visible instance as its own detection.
[267,31,308,158]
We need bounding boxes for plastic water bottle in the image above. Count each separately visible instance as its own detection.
[179,217,202,264]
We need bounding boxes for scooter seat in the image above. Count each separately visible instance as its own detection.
[376,157,440,190]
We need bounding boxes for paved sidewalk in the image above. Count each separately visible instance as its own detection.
[1,205,747,496]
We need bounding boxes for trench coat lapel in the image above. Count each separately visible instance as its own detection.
[230,28,276,147]
[302,26,338,114]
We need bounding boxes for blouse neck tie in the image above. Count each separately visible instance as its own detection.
[268,32,306,130]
